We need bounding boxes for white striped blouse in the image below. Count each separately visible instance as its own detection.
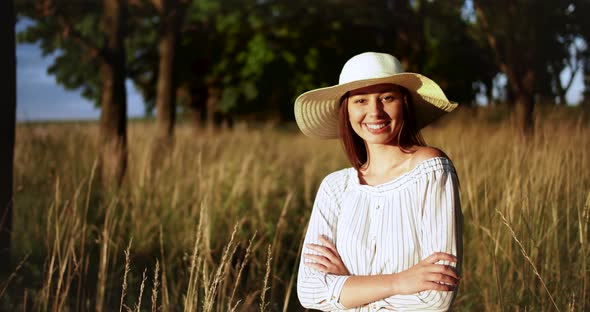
[297,157,463,311]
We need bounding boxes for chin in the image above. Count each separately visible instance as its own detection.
[363,135,397,145]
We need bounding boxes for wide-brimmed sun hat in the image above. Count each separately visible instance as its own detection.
[294,52,458,139]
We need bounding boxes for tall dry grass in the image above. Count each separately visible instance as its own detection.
[2,106,589,311]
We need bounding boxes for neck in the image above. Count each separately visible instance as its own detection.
[362,143,414,174]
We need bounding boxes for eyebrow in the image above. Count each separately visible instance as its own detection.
[349,89,401,96]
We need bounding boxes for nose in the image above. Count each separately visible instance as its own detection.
[367,97,383,116]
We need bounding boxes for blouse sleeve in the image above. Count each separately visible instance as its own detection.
[380,161,463,311]
[297,175,350,311]
[415,163,463,310]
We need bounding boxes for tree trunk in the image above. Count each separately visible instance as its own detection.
[187,104,202,132]
[580,55,590,112]
[0,0,16,273]
[414,0,426,73]
[179,83,207,133]
[509,69,535,137]
[556,86,567,107]
[391,0,415,71]
[98,0,127,189]
[155,31,176,145]
[485,80,494,106]
[153,0,186,151]
[188,88,207,133]
[206,83,221,130]
[514,92,535,137]
[474,1,537,138]
[583,55,590,110]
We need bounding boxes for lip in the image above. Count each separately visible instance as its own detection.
[363,121,391,134]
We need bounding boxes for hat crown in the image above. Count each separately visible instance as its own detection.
[338,52,404,84]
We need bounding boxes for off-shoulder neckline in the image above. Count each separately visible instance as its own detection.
[349,156,452,191]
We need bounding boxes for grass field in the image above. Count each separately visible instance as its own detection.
[2,106,589,311]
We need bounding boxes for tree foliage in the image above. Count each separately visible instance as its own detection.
[17,1,104,103]
[16,0,590,130]
[472,0,587,135]
[18,0,130,186]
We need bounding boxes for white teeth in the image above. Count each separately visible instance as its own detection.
[365,123,387,130]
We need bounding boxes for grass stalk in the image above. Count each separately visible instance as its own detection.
[135,268,148,312]
[119,239,132,312]
[184,201,206,311]
[227,232,256,312]
[96,199,118,312]
[159,226,170,311]
[497,209,560,311]
[260,244,272,312]
[151,260,160,312]
[9,113,590,310]
[203,223,238,311]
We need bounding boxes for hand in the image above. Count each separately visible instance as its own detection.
[304,236,350,275]
[392,252,460,295]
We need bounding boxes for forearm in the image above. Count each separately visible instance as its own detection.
[338,252,459,309]
[339,272,458,311]
[339,274,396,309]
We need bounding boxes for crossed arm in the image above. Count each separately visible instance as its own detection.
[304,236,460,309]
[297,163,462,311]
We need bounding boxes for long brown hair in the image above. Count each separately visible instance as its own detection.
[338,85,426,171]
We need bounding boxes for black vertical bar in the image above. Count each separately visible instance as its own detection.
[0,0,16,272]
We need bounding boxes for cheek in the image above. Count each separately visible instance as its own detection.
[347,106,363,122]
[387,102,404,120]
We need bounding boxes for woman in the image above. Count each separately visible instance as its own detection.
[295,52,463,311]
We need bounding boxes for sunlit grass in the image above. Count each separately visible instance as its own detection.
[3,105,590,311]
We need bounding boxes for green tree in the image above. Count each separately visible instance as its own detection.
[131,0,499,129]
[400,0,499,105]
[473,0,576,136]
[257,0,496,110]
[152,0,190,150]
[99,0,128,188]
[570,0,590,108]
[17,0,128,187]
[126,0,227,129]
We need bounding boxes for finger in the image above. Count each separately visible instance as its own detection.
[304,262,329,273]
[318,236,338,254]
[304,254,334,267]
[427,273,459,286]
[424,281,455,292]
[306,262,346,275]
[430,264,460,280]
[423,252,457,264]
[306,244,338,261]
[306,244,333,256]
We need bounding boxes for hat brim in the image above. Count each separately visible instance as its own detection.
[294,73,458,139]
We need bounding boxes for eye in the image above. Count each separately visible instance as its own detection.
[380,96,394,103]
[380,93,398,103]
[352,98,366,104]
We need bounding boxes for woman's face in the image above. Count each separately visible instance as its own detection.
[347,83,403,145]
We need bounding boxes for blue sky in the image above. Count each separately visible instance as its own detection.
[17,42,146,121]
[16,19,145,121]
[16,23,586,122]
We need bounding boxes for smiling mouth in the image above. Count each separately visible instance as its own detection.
[364,121,390,130]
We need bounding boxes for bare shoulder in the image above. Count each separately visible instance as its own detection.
[410,146,448,167]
